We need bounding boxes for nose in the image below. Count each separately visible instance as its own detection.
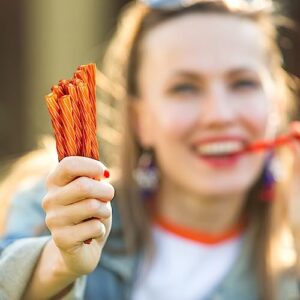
[200,83,235,129]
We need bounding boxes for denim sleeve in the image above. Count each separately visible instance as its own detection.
[0,178,50,251]
[0,236,86,300]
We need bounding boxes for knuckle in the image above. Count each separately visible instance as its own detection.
[90,220,102,234]
[45,212,58,229]
[45,173,53,188]
[106,183,115,200]
[61,157,76,175]
[86,199,100,213]
[45,213,55,229]
[46,164,60,188]
[95,221,106,237]
[42,193,52,211]
[46,165,59,188]
[74,177,92,197]
[92,160,104,177]
[101,202,112,219]
[97,182,115,201]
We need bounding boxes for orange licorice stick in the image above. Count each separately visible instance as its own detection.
[75,65,96,116]
[74,65,99,159]
[78,65,97,125]
[65,83,83,155]
[80,65,98,159]
[76,82,96,159]
[58,95,77,156]
[243,121,300,153]
[51,85,64,98]
[58,79,71,94]
[74,69,89,85]
[78,64,96,104]
[45,93,65,161]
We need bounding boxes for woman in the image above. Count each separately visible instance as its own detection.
[1,0,300,299]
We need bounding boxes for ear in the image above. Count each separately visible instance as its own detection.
[129,98,154,148]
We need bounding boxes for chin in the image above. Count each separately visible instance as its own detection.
[189,179,255,199]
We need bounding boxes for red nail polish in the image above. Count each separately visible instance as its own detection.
[103,169,110,178]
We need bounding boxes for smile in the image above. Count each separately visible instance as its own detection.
[194,141,245,156]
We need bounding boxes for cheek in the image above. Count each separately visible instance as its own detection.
[151,101,200,138]
[238,95,273,139]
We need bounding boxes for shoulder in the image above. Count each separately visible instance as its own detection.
[8,177,47,215]
[2,178,49,243]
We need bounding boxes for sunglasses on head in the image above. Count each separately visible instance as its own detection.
[139,0,200,9]
[139,0,265,10]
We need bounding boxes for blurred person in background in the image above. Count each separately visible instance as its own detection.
[1,0,300,299]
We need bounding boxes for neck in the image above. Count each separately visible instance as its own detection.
[155,179,247,235]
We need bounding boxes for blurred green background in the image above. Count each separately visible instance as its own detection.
[0,0,300,175]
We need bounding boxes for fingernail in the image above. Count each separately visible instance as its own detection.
[103,169,110,178]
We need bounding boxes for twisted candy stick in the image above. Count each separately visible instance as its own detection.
[243,121,300,154]
[58,95,77,157]
[45,93,65,161]
[75,65,98,159]
[51,85,64,98]
[65,83,83,154]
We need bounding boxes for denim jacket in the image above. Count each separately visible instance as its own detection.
[0,179,299,300]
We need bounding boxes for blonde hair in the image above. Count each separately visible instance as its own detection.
[98,1,298,299]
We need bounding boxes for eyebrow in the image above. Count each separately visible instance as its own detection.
[171,71,203,81]
[227,68,258,77]
[171,67,257,80]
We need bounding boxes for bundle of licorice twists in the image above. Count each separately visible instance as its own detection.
[45,64,99,162]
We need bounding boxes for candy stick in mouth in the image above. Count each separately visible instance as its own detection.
[243,121,300,154]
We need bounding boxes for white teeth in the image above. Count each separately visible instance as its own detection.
[195,141,243,156]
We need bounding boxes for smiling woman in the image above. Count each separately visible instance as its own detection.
[134,13,276,198]
[0,1,300,300]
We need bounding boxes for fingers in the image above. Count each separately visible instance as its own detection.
[43,179,114,207]
[52,219,107,250]
[47,156,108,187]
[45,200,112,227]
[43,156,113,254]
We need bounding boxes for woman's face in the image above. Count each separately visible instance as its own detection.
[134,13,279,198]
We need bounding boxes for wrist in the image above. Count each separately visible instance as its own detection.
[46,239,79,282]
[22,239,79,300]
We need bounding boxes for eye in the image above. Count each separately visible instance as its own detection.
[231,79,260,91]
[168,83,200,95]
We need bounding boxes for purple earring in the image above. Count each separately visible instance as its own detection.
[133,150,159,199]
[260,153,276,202]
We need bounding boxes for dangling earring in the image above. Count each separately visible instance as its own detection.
[260,152,276,202]
[133,150,159,199]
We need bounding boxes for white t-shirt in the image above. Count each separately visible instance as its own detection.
[132,222,243,300]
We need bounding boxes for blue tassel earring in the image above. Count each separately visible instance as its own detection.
[260,153,276,202]
[133,150,159,199]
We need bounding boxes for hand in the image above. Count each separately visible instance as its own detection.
[42,156,114,276]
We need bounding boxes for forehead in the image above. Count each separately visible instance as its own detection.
[140,13,267,75]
